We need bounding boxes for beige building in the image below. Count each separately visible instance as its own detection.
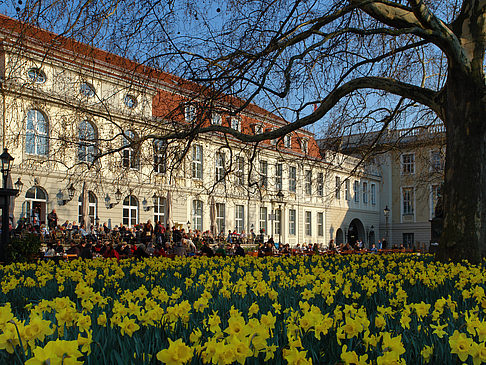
[323,126,445,247]
[0,15,381,247]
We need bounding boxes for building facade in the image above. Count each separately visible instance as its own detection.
[0,15,381,247]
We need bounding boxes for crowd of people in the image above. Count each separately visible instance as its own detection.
[9,209,414,261]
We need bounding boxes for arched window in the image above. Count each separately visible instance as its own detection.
[78,192,98,225]
[123,195,138,226]
[122,131,139,169]
[78,120,96,163]
[24,186,48,224]
[25,109,48,155]
[153,196,166,224]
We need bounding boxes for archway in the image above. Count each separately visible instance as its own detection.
[336,228,344,245]
[348,218,365,246]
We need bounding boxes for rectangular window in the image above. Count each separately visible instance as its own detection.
[236,157,244,186]
[211,113,222,125]
[185,105,196,123]
[289,166,297,192]
[215,152,225,183]
[153,140,167,174]
[430,184,440,219]
[345,179,350,200]
[301,139,308,154]
[430,150,443,171]
[192,200,203,231]
[289,209,296,235]
[335,176,341,199]
[305,170,312,195]
[284,135,291,148]
[401,153,415,174]
[317,173,324,196]
[305,211,312,236]
[235,205,244,233]
[402,187,414,215]
[231,117,241,132]
[363,182,368,204]
[354,181,359,203]
[153,196,166,224]
[260,160,268,188]
[259,207,268,235]
[317,212,324,236]
[192,145,203,179]
[216,203,225,234]
[371,183,376,205]
[403,233,414,247]
[275,208,281,235]
[276,163,283,190]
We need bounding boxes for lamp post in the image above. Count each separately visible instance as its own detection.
[276,189,284,246]
[383,205,390,245]
[0,149,19,263]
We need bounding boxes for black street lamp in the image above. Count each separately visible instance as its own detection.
[383,205,390,242]
[0,149,19,263]
[0,148,14,189]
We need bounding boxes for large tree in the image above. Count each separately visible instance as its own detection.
[7,0,486,262]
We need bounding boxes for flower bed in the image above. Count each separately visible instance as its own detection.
[0,254,485,364]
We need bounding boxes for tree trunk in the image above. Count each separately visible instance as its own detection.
[437,69,486,264]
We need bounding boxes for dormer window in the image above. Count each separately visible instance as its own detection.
[80,82,96,98]
[300,139,308,154]
[124,94,138,109]
[284,135,292,148]
[211,113,222,125]
[253,124,264,134]
[185,105,196,123]
[231,117,241,132]
[27,68,46,83]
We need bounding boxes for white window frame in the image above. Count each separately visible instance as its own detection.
[305,169,312,195]
[430,150,443,172]
[289,209,296,235]
[260,207,268,235]
[231,117,241,132]
[401,153,415,174]
[26,109,49,156]
[185,105,196,123]
[192,200,203,231]
[354,180,359,203]
[335,176,341,199]
[260,160,268,188]
[122,195,139,227]
[216,203,225,234]
[401,186,415,217]
[78,120,96,163]
[78,192,97,226]
[153,140,167,174]
[305,211,312,236]
[276,163,283,191]
[236,156,245,186]
[122,131,138,170]
[274,208,282,235]
[317,212,324,236]
[289,166,297,192]
[363,182,368,204]
[371,183,376,205]
[154,196,166,224]
[284,135,292,148]
[192,144,203,180]
[211,113,222,125]
[317,172,324,196]
[300,139,308,154]
[215,152,225,183]
[235,205,245,233]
